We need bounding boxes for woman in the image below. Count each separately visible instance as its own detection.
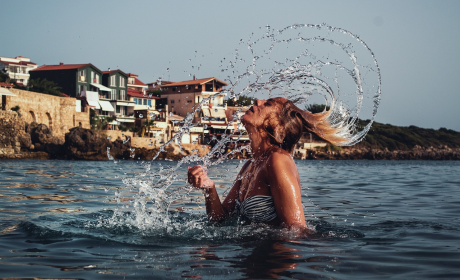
[188,97,347,230]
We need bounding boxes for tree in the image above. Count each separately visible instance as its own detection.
[0,70,10,83]
[143,119,156,137]
[90,108,116,130]
[129,126,140,136]
[118,124,128,132]
[28,78,65,97]
[305,104,331,114]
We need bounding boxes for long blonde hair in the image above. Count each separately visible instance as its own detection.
[263,99,349,152]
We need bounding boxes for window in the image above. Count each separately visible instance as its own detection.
[148,100,151,106]
[116,105,120,114]
[110,75,116,86]
[110,89,117,100]
[79,85,87,94]
[170,100,175,104]
[133,98,137,104]
[143,99,147,105]
[187,100,192,104]
[79,69,86,82]
[119,77,125,88]
[120,90,126,100]
[90,72,99,83]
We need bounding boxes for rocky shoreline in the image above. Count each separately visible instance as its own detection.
[302,146,460,160]
[1,110,459,161]
[0,110,199,160]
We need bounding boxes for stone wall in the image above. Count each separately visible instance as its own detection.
[0,110,25,155]
[1,88,90,140]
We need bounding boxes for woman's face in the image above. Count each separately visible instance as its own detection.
[241,97,288,129]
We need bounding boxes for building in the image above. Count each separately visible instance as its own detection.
[0,56,38,85]
[127,73,147,95]
[160,77,228,144]
[160,77,227,118]
[102,69,130,127]
[29,63,116,120]
[29,63,113,98]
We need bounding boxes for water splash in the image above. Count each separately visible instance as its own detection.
[101,23,381,234]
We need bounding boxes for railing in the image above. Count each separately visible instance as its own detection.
[201,116,226,123]
[116,113,134,118]
[202,103,227,109]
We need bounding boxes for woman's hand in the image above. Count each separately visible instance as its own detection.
[188,165,215,189]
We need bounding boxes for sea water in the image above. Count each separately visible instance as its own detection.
[0,159,459,279]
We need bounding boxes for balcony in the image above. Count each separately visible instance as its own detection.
[201,116,226,124]
[201,103,227,110]
[115,113,135,123]
[199,91,226,97]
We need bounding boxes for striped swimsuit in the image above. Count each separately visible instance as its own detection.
[236,195,278,223]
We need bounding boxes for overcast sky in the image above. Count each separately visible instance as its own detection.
[2,0,459,131]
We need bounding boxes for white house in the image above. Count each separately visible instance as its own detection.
[0,56,38,85]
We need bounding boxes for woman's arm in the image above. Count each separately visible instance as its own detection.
[266,152,307,230]
[188,161,250,222]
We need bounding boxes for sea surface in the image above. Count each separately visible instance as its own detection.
[0,159,459,279]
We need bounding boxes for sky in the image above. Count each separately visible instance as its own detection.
[2,0,459,131]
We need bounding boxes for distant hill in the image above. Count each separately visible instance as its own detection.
[354,121,460,151]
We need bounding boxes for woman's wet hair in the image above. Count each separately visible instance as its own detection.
[263,98,348,153]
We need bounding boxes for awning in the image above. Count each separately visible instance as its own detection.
[117,101,134,106]
[134,105,149,110]
[118,118,135,123]
[0,87,17,96]
[87,99,100,109]
[85,91,100,109]
[232,135,250,141]
[91,83,112,92]
[169,114,185,121]
[99,100,114,112]
[211,125,229,130]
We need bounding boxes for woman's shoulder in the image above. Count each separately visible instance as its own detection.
[266,147,295,170]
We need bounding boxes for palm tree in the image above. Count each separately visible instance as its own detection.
[143,119,156,137]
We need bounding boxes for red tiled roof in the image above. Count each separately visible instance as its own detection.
[0,82,14,87]
[31,63,102,72]
[132,77,146,86]
[127,89,159,99]
[161,77,227,87]
[126,73,138,77]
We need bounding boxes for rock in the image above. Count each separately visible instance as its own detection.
[64,127,111,160]
[30,124,63,146]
